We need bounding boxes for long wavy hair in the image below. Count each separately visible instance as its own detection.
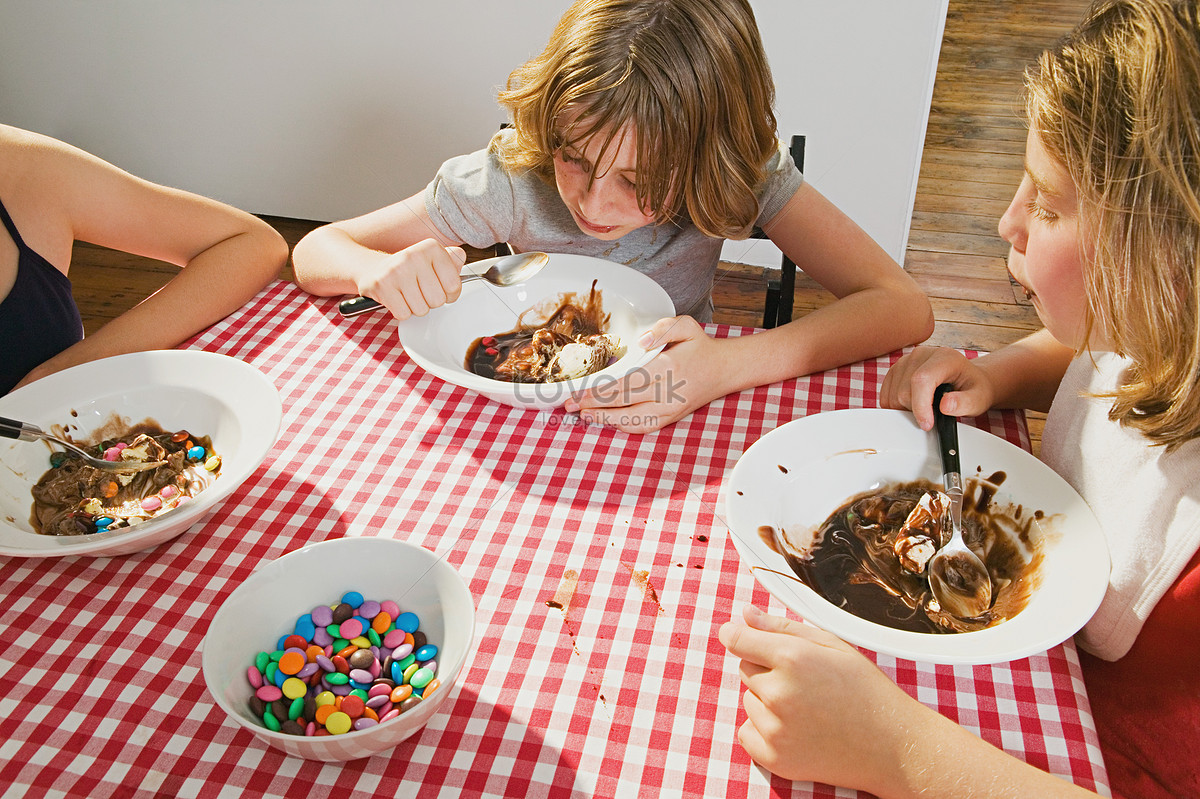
[494,0,779,239]
[1026,0,1200,449]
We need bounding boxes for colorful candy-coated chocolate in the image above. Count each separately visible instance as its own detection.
[395,612,420,634]
[243,592,441,738]
[186,446,206,461]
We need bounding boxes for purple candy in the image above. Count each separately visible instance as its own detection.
[311,605,333,627]
[297,662,320,679]
[313,628,334,647]
[329,683,351,696]
[391,642,413,660]
[358,600,381,619]
[316,655,335,672]
[349,668,373,684]
[352,717,378,731]
[366,694,391,710]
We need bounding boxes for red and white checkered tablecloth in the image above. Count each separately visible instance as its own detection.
[0,281,1109,798]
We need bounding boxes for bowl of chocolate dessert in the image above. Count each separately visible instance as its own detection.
[0,350,281,558]
[724,408,1110,665]
[393,253,675,410]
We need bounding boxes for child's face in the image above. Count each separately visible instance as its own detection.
[552,121,658,241]
[999,126,1092,349]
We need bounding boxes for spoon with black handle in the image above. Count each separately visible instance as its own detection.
[0,416,165,473]
[926,383,994,618]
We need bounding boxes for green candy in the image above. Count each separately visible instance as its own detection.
[288,696,305,721]
[254,651,270,673]
[367,629,382,647]
[263,712,281,732]
[324,672,350,686]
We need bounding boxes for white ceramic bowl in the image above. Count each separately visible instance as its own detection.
[394,253,675,410]
[724,408,1110,665]
[202,537,476,761]
[0,350,281,558]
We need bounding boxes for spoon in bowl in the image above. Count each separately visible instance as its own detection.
[0,416,166,474]
[338,251,551,318]
[927,383,994,618]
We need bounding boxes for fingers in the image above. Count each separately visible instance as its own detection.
[361,240,466,321]
[879,346,978,431]
[638,315,701,350]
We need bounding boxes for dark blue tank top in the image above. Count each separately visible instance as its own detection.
[0,196,83,394]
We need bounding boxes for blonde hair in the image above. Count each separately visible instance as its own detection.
[495,0,778,239]
[1026,0,1200,449]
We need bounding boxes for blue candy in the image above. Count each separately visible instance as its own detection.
[293,613,316,641]
[395,611,420,634]
[341,591,364,609]
[415,644,438,662]
[186,446,206,461]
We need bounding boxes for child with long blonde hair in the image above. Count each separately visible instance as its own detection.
[721,2,1200,796]
[293,0,932,432]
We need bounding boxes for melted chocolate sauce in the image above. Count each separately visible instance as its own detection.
[762,476,1042,634]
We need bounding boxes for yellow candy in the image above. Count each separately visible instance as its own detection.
[350,636,371,649]
[314,690,336,708]
[282,677,307,700]
[325,710,352,735]
[204,454,221,471]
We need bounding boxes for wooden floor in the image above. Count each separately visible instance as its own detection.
[69,0,1092,451]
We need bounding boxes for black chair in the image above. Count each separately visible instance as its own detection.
[757,134,806,329]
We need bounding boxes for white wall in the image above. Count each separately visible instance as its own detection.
[0,0,945,266]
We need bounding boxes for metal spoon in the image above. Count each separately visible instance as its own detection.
[337,251,551,318]
[0,415,166,474]
[927,384,993,618]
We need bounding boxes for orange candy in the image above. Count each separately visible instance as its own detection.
[389,684,412,704]
[277,651,306,676]
[314,704,336,725]
[423,679,440,697]
[305,644,324,663]
[371,612,392,635]
[363,707,379,722]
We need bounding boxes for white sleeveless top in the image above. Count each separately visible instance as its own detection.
[1041,351,1200,660]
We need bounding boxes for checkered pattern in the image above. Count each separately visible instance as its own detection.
[0,282,1108,798]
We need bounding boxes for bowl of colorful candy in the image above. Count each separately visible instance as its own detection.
[201,536,476,761]
[0,350,281,558]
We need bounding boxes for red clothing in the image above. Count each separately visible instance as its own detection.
[1080,546,1200,799]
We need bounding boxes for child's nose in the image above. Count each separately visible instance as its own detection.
[998,190,1028,252]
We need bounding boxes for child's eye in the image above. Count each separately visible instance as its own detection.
[561,150,591,173]
[1026,197,1058,223]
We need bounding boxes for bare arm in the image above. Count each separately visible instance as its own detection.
[751,182,936,383]
[570,183,935,432]
[719,606,1100,799]
[6,126,287,386]
[291,192,467,319]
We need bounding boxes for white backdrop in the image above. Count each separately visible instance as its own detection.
[0,0,946,266]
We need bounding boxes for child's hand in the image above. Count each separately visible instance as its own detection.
[562,316,734,433]
[356,239,467,320]
[880,345,997,430]
[717,605,914,793]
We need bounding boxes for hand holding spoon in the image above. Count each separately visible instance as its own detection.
[927,383,993,618]
[338,251,550,318]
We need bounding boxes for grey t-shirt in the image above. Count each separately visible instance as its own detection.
[422,131,803,322]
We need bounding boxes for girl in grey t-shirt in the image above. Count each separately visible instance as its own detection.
[293,0,932,433]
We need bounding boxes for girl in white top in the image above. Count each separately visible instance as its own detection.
[720,1,1200,796]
